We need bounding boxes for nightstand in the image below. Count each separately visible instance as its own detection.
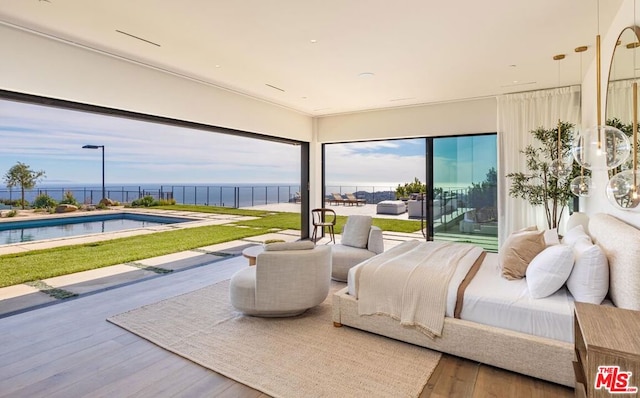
[574,302,640,397]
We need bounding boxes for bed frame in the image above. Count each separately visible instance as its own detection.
[332,213,640,387]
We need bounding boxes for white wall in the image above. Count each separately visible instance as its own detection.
[582,0,640,228]
[0,24,312,142]
[316,98,497,143]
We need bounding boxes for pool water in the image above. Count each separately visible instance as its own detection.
[0,213,192,245]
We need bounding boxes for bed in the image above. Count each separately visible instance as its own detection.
[331,213,640,387]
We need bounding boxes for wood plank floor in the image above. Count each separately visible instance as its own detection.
[0,256,573,397]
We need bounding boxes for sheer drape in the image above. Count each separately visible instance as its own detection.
[497,86,581,247]
[607,79,638,124]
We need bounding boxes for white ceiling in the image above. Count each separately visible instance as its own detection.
[0,0,627,116]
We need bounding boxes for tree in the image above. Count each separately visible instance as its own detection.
[468,167,497,210]
[395,177,426,199]
[506,122,584,229]
[3,162,46,209]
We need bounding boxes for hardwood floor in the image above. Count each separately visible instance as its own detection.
[422,355,574,398]
[0,256,574,397]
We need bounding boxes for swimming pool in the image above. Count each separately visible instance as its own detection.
[0,213,193,245]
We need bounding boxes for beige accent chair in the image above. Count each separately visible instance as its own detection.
[229,241,332,317]
[331,215,384,282]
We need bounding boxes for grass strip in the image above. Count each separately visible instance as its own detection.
[0,225,269,288]
[230,212,302,230]
[153,205,271,217]
[25,280,77,300]
[126,262,173,274]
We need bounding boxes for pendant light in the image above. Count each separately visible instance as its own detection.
[571,1,631,171]
[570,46,594,196]
[549,54,573,178]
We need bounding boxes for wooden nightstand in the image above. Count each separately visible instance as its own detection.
[574,302,640,397]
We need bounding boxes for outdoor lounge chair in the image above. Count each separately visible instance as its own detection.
[331,215,384,281]
[329,193,346,205]
[344,193,366,206]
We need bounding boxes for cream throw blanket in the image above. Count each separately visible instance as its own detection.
[357,240,476,338]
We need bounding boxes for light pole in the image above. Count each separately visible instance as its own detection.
[82,145,105,202]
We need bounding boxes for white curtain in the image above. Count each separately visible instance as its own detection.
[497,86,581,247]
[607,78,639,125]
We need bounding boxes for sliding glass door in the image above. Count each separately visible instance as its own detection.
[431,134,497,250]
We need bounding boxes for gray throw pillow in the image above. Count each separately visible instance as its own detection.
[341,216,372,249]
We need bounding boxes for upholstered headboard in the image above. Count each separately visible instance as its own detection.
[589,213,640,310]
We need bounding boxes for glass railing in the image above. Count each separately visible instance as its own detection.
[0,184,301,208]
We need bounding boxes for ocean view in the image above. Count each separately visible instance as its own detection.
[0,181,480,209]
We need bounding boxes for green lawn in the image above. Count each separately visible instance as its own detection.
[0,205,427,288]
[0,224,269,288]
[154,205,271,217]
[159,205,425,233]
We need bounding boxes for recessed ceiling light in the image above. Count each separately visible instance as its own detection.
[215,65,221,68]
[358,72,375,78]
[310,39,317,44]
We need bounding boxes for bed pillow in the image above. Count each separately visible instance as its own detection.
[500,228,546,280]
[526,244,575,299]
[543,228,560,246]
[340,215,372,249]
[562,224,592,246]
[566,239,609,304]
[566,212,590,236]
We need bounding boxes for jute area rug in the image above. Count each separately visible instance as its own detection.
[108,280,442,398]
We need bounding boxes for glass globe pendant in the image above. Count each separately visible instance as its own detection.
[572,34,631,170]
[571,125,630,170]
[606,168,640,210]
[549,157,574,179]
[549,119,573,178]
[570,175,594,197]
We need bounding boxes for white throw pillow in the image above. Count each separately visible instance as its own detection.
[526,245,575,299]
[543,229,560,246]
[566,212,590,236]
[562,225,592,246]
[341,215,372,249]
[566,240,609,304]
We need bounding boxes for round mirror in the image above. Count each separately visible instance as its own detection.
[606,26,640,126]
[606,26,640,210]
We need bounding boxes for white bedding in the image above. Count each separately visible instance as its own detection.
[348,250,577,343]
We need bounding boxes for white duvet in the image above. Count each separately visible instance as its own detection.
[348,247,577,343]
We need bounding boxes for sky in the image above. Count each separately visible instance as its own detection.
[0,98,496,190]
[324,135,497,190]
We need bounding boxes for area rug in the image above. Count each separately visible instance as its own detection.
[108,280,441,398]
